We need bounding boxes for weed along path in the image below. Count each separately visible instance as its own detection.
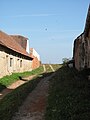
[12,72,55,120]
[0,75,35,100]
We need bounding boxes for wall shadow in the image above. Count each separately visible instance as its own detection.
[0,83,6,92]
[18,76,28,81]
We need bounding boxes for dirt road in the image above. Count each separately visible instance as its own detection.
[12,73,55,120]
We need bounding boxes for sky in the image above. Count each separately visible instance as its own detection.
[0,0,90,64]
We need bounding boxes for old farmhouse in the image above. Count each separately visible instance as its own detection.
[73,5,90,71]
[0,31,40,78]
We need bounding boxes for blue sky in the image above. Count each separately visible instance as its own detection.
[0,0,90,63]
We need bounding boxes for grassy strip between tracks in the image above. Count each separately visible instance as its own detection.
[0,66,43,92]
[45,66,90,120]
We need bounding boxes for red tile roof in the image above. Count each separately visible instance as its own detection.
[0,30,33,59]
[10,35,28,50]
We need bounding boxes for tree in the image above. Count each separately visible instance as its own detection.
[62,58,69,64]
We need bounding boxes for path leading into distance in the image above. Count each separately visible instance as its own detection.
[12,72,55,120]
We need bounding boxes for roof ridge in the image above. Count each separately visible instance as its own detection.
[0,30,32,59]
[10,35,28,40]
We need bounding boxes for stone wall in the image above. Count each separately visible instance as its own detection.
[0,45,32,78]
[73,33,86,70]
[73,5,90,71]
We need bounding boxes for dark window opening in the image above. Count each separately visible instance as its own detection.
[20,60,22,67]
[10,58,13,67]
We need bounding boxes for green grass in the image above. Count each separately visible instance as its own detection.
[0,75,43,120]
[0,66,43,92]
[45,64,53,72]
[50,64,62,71]
[45,66,90,120]
[0,69,53,120]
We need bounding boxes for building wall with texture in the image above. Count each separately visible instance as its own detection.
[73,5,90,70]
[30,48,40,69]
[0,45,32,78]
[73,34,86,70]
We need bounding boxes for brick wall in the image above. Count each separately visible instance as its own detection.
[32,56,40,69]
[30,48,40,69]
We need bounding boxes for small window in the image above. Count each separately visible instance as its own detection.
[10,58,13,67]
[17,59,20,67]
[20,60,22,67]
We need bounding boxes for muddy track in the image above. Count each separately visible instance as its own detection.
[12,73,55,120]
